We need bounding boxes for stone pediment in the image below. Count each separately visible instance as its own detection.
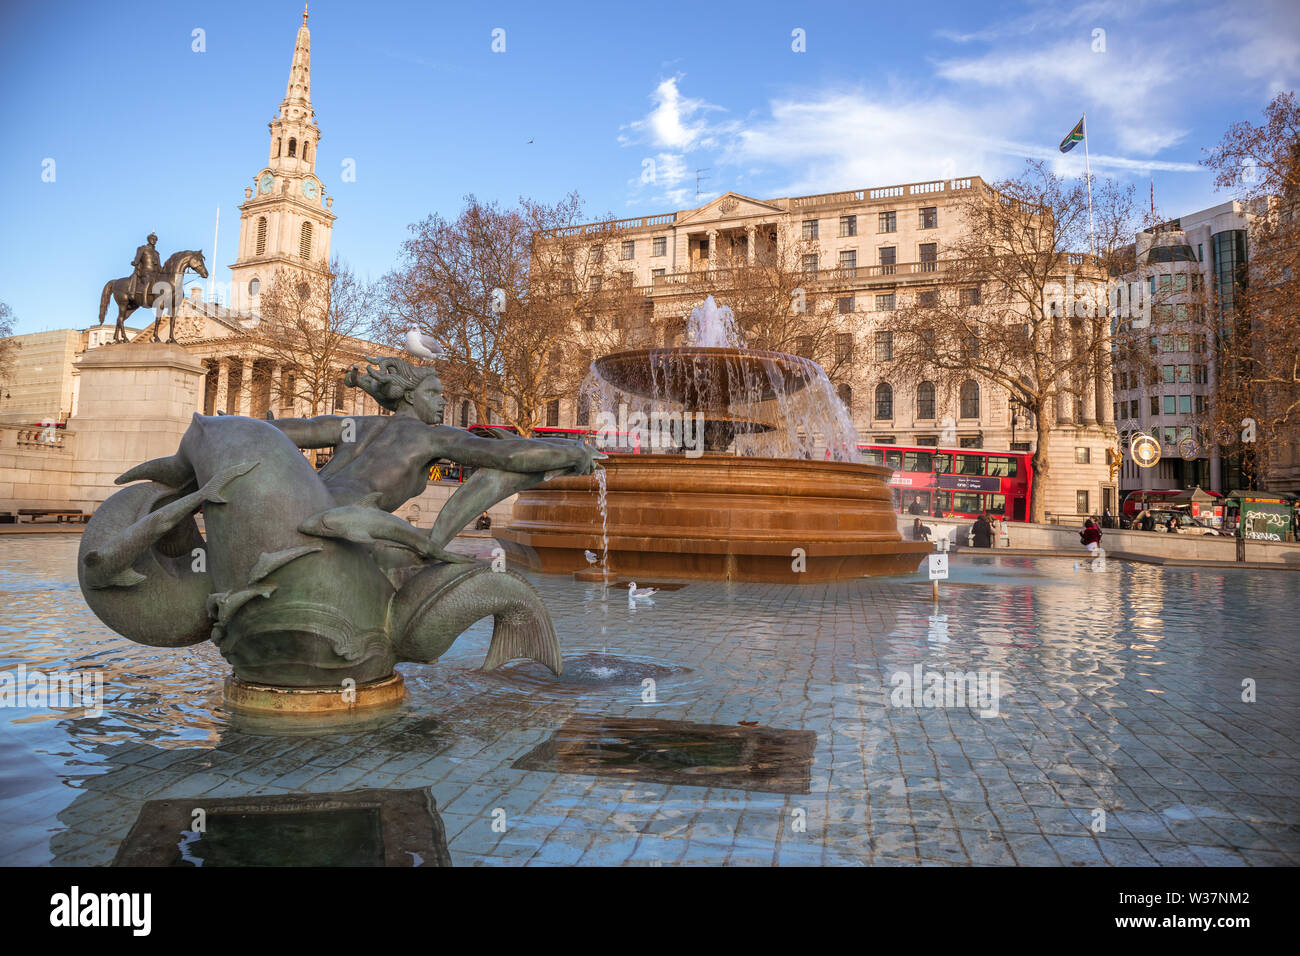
[127,300,255,346]
[676,192,785,227]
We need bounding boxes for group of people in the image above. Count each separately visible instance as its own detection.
[908,504,1003,549]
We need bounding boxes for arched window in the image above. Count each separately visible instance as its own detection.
[299,221,313,260]
[875,382,893,420]
[960,380,980,419]
[303,141,310,162]
[916,381,936,419]
[255,216,267,255]
[248,277,260,297]
[274,138,281,158]
[459,401,470,428]
[288,138,297,158]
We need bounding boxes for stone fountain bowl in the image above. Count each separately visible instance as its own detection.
[593,347,816,406]
[496,454,931,583]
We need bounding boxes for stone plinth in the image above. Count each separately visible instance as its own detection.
[68,344,205,506]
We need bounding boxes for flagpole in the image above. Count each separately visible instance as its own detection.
[1083,112,1095,256]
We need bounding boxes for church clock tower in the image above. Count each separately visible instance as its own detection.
[230,5,336,313]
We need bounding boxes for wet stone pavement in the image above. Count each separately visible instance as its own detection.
[1,535,1297,866]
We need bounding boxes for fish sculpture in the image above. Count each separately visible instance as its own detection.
[78,413,567,687]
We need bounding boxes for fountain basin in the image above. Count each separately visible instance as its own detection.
[497,454,931,583]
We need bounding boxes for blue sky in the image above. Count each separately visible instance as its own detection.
[2,0,1297,335]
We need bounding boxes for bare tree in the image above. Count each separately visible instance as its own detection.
[0,301,18,387]
[1201,90,1300,488]
[253,257,371,418]
[888,161,1133,521]
[379,193,641,435]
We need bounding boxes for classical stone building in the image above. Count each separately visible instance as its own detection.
[543,177,1118,519]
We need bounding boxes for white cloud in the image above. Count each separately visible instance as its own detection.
[619,76,725,152]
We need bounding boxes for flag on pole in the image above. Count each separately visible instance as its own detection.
[1059,117,1085,153]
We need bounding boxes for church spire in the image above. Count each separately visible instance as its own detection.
[280,5,313,122]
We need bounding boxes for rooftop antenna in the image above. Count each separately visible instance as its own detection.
[695,168,711,203]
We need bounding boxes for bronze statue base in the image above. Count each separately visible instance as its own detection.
[497,454,931,583]
[221,672,406,717]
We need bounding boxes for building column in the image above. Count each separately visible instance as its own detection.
[215,359,230,415]
[707,229,718,270]
[746,226,756,264]
[269,363,282,413]
[234,359,251,417]
[1081,373,1097,425]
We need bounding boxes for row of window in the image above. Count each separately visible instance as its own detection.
[870,381,980,420]
[253,216,313,260]
[802,208,938,240]
[273,136,310,161]
[1115,393,1210,420]
[621,237,669,259]
[614,208,942,262]
[802,243,938,277]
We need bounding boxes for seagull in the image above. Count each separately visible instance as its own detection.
[405,328,444,360]
[628,582,657,600]
[526,138,534,144]
[584,550,598,564]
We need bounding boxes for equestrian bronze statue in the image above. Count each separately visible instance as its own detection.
[98,234,208,344]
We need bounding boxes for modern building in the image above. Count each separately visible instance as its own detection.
[544,178,1118,519]
[1110,200,1253,496]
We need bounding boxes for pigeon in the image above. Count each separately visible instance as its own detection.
[405,328,444,360]
[584,550,598,564]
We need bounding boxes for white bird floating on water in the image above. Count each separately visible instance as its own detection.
[584,550,598,564]
[628,582,658,600]
[405,329,445,360]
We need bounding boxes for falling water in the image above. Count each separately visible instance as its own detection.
[595,466,610,576]
[595,465,610,653]
[580,296,862,461]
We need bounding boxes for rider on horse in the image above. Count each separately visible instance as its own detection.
[130,233,161,300]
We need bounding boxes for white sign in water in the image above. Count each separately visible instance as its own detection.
[928,554,949,580]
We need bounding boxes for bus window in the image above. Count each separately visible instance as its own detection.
[985,456,1017,477]
[956,454,982,475]
[862,449,884,466]
[890,488,901,511]
[986,494,1007,514]
[903,451,933,473]
[935,453,953,474]
[935,491,951,514]
[953,493,983,513]
[884,450,904,470]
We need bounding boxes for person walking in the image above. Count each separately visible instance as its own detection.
[908,496,925,516]
[1080,518,1102,553]
[971,512,994,548]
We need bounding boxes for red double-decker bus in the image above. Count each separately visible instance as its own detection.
[858,444,1035,521]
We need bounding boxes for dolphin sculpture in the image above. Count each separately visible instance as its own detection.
[78,414,563,687]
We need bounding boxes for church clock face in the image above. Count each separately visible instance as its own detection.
[258,172,274,195]
[301,178,319,201]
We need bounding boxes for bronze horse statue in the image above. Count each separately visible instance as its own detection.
[98,249,208,344]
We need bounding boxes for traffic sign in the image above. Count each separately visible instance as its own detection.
[928,554,949,580]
